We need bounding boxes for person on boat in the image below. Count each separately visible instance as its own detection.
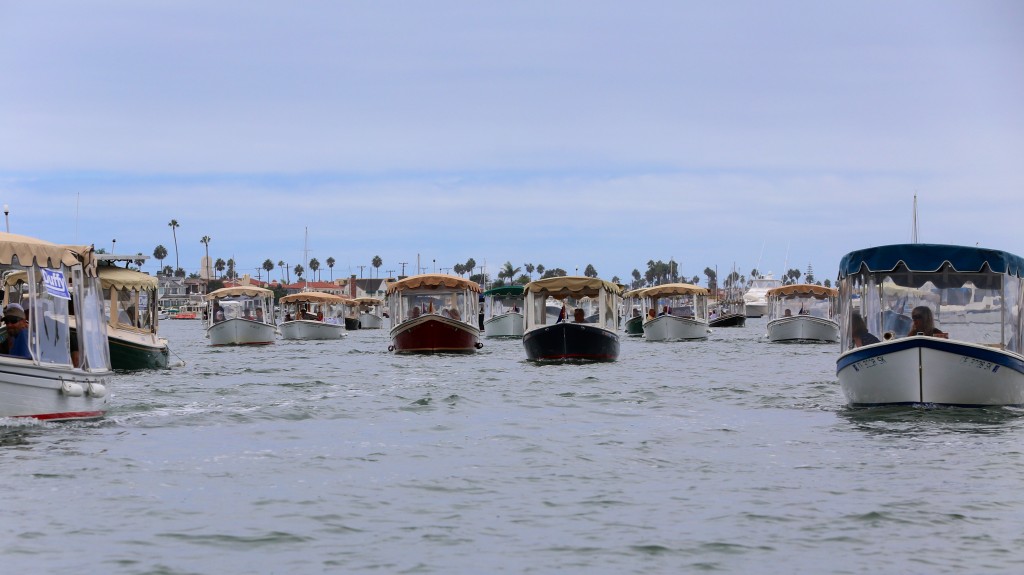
[284,311,293,322]
[907,306,947,338]
[573,308,586,323]
[316,310,324,322]
[1,303,32,359]
[255,308,265,323]
[784,309,793,317]
[646,308,657,321]
[851,312,880,347]
[410,306,421,319]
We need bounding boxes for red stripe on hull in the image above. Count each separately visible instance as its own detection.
[17,411,106,421]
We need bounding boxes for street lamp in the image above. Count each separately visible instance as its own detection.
[3,204,8,233]
[112,239,117,254]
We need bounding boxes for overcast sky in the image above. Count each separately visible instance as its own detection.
[2,1,1022,284]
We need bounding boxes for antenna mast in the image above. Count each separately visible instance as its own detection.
[911,193,919,243]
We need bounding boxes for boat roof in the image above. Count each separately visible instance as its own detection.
[205,285,274,300]
[352,296,384,304]
[279,291,348,304]
[98,266,158,291]
[0,231,97,276]
[766,284,838,297]
[523,276,623,298]
[386,273,482,295]
[839,244,1024,278]
[483,285,525,297]
[641,283,708,297]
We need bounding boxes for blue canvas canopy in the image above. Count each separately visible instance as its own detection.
[839,244,1024,279]
[483,285,525,297]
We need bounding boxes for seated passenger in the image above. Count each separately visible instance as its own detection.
[573,308,586,323]
[647,308,657,321]
[851,312,880,347]
[1,303,31,359]
[410,306,421,319]
[784,309,793,317]
[907,306,947,338]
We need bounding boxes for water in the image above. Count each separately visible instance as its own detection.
[4,318,1024,574]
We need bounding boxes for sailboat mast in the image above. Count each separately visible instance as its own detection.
[911,193,919,243]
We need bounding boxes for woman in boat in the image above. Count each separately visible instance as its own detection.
[852,312,880,347]
[907,306,947,338]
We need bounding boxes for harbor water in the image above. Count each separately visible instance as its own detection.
[3,318,1024,574]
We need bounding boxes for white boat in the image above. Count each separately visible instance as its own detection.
[764,284,839,343]
[482,285,525,338]
[205,285,277,345]
[640,283,710,341]
[836,243,1024,407]
[278,291,348,340]
[0,232,113,421]
[743,275,782,317]
[351,297,387,329]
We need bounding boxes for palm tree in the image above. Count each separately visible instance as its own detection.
[153,245,168,273]
[162,265,174,276]
[584,264,598,278]
[278,260,288,284]
[326,257,336,281]
[309,258,320,282]
[215,258,226,279]
[226,258,236,279]
[453,263,465,276]
[524,263,534,279]
[168,219,180,273]
[294,264,305,281]
[199,236,211,281]
[536,264,545,278]
[262,259,275,283]
[372,255,382,278]
[465,258,476,277]
[500,261,521,285]
[704,267,717,293]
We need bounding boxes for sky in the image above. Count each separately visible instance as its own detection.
[2,1,1022,286]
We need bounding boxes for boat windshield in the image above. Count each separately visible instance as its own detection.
[390,289,474,323]
[839,264,1022,353]
[768,293,835,321]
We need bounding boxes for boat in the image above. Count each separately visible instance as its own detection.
[640,283,710,341]
[386,273,482,353]
[710,273,747,328]
[836,243,1024,407]
[481,285,525,338]
[621,288,646,337]
[765,284,839,343]
[743,274,782,317]
[0,232,112,420]
[352,297,387,329]
[205,285,277,345]
[96,265,170,369]
[171,301,203,320]
[522,276,622,361]
[278,291,348,340]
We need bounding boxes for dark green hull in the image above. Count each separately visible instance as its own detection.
[109,336,170,370]
[624,315,644,336]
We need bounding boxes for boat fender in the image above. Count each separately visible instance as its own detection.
[475,342,483,349]
[882,331,895,341]
[388,345,395,352]
[60,379,85,397]
[88,382,108,398]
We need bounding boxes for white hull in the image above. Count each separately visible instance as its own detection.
[207,318,276,345]
[483,312,524,338]
[767,315,839,343]
[838,337,1024,406]
[744,302,767,317]
[643,315,709,341]
[278,320,346,340]
[0,360,112,420]
[358,312,384,329]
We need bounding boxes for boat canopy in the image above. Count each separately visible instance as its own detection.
[352,296,384,305]
[839,244,1024,279]
[642,283,708,297]
[766,284,838,298]
[0,231,97,275]
[206,285,274,300]
[98,267,158,291]
[483,285,525,297]
[279,291,348,304]
[524,276,623,299]
[386,274,482,295]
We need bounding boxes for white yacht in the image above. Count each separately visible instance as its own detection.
[743,274,782,317]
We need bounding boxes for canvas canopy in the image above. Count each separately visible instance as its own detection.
[352,297,384,305]
[98,266,158,291]
[766,284,838,298]
[839,244,1024,278]
[482,285,525,297]
[0,231,97,276]
[279,291,348,304]
[641,283,708,297]
[206,285,274,300]
[524,276,623,299]
[386,274,482,295]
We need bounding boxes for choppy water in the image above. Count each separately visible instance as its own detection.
[3,318,1024,574]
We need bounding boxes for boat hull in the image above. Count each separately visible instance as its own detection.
[483,312,524,338]
[523,322,620,361]
[623,315,644,337]
[358,312,384,329]
[207,318,277,346]
[709,313,746,328]
[0,361,112,420]
[643,316,709,341]
[744,303,767,318]
[109,335,170,370]
[767,316,839,343]
[390,315,481,354]
[837,337,1024,407]
[278,320,346,340]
